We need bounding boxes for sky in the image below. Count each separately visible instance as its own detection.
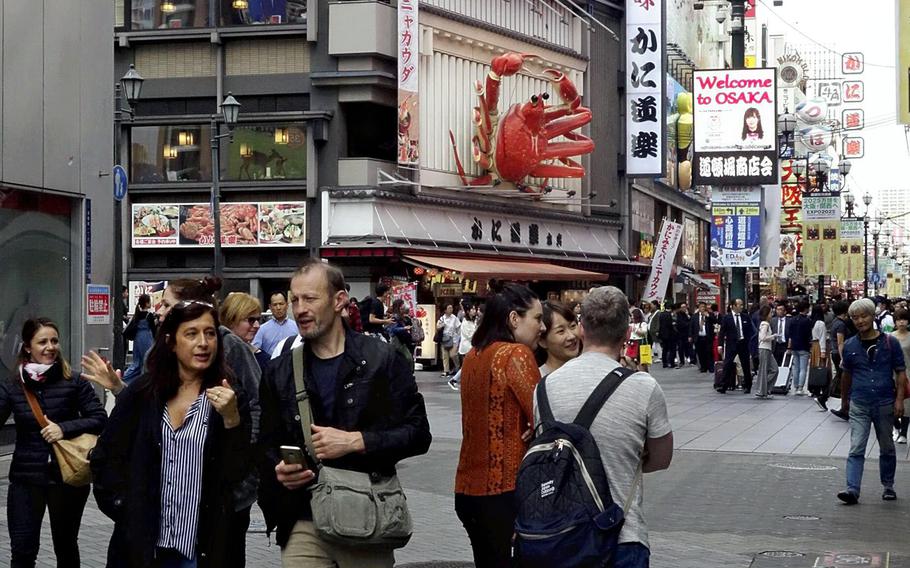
[757,0,909,223]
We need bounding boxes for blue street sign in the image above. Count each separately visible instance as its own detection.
[871,272,881,284]
[113,165,128,201]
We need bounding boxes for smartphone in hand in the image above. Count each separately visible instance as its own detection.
[280,445,318,471]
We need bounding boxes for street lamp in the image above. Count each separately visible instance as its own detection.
[112,64,144,371]
[871,220,882,295]
[210,92,241,280]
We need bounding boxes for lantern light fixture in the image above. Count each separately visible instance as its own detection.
[233,0,249,8]
[161,0,177,13]
[274,127,289,144]
[178,131,195,146]
[163,144,177,160]
[239,143,253,158]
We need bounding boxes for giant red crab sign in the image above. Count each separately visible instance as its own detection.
[449,52,594,194]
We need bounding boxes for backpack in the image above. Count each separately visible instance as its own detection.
[409,317,425,344]
[514,366,637,568]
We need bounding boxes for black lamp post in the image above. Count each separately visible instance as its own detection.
[112,64,144,371]
[862,192,872,297]
[871,212,884,296]
[210,92,241,280]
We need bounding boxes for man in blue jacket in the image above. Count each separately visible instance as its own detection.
[717,299,755,394]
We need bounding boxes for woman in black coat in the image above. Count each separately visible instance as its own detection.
[90,300,251,568]
[0,317,107,568]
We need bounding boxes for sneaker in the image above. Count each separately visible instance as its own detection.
[837,490,859,505]
[883,488,897,501]
[899,435,908,444]
[447,378,460,391]
[814,397,828,411]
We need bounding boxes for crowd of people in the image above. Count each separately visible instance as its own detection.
[0,262,676,568]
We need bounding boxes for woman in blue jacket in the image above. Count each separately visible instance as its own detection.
[123,293,157,383]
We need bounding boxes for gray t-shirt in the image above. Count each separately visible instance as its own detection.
[534,352,672,548]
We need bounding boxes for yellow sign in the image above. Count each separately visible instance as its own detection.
[899,0,910,124]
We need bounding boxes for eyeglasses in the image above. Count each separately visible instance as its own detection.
[246,316,260,326]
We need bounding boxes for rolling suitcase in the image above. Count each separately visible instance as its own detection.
[770,351,792,395]
[713,361,726,390]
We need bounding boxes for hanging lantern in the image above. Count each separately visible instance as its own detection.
[274,127,289,144]
[795,98,828,125]
[797,126,831,151]
[178,131,194,146]
[413,266,425,276]
[239,143,253,158]
[232,0,249,8]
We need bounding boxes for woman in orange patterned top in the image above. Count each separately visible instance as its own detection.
[454,283,545,567]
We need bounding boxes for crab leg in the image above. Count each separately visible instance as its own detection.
[541,140,595,161]
[528,163,586,179]
[544,108,592,140]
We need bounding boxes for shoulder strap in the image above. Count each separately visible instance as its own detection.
[291,346,320,468]
[19,377,49,429]
[536,375,554,424]
[573,366,635,430]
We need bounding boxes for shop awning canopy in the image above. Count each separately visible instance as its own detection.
[403,254,610,281]
[680,270,721,293]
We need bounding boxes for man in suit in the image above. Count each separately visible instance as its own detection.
[690,302,716,373]
[675,303,693,368]
[769,303,791,366]
[718,298,756,394]
[657,302,677,368]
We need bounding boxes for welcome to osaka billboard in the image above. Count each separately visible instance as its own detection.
[692,68,778,185]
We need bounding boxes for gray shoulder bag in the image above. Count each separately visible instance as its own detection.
[292,345,413,549]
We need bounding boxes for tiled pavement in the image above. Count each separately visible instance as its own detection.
[3,364,910,567]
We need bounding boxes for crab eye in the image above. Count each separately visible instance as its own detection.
[542,93,550,100]
[530,95,539,104]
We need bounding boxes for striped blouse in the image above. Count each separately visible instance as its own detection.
[156,393,211,560]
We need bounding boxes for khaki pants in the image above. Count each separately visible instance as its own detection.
[282,520,394,568]
[441,344,459,374]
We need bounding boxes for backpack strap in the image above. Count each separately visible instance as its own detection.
[291,345,321,469]
[573,366,635,430]
[536,374,554,424]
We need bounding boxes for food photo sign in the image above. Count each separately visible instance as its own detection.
[132,202,306,248]
[692,68,778,185]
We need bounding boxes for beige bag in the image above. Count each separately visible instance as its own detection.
[21,381,96,487]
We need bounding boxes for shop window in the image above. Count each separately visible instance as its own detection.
[130,125,213,183]
[221,123,306,181]
[220,0,306,25]
[0,189,73,380]
[131,0,212,30]
[345,103,396,162]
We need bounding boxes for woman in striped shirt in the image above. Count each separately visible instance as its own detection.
[91,300,251,568]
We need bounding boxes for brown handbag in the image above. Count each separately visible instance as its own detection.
[20,381,97,487]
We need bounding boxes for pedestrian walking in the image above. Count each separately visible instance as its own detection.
[361,284,393,339]
[387,298,417,365]
[536,300,581,376]
[876,299,895,333]
[454,283,544,568]
[807,304,830,406]
[690,302,716,373]
[221,292,270,371]
[891,309,910,444]
[91,300,251,567]
[770,304,791,366]
[448,304,480,390]
[257,259,431,567]
[535,286,673,567]
[829,300,855,419]
[675,304,693,367]
[718,299,755,394]
[437,304,461,377]
[756,305,779,398]
[836,298,906,505]
[1,318,107,568]
[123,294,157,384]
[628,308,650,372]
[788,301,812,395]
[253,291,299,355]
[656,303,676,368]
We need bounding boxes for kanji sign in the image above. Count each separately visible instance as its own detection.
[814,80,843,106]
[843,136,865,158]
[642,219,682,302]
[692,68,777,185]
[625,0,665,176]
[87,284,111,325]
[843,81,864,103]
[710,188,761,267]
[842,108,864,130]
[900,0,910,124]
[397,0,419,166]
[842,52,864,74]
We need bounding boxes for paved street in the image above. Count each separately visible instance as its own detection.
[3,363,910,567]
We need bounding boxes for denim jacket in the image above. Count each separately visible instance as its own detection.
[842,333,906,406]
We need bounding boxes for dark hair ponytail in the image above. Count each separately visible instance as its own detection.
[471,283,538,351]
[168,276,223,305]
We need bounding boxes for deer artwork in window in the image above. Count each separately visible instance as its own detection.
[449,52,593,195]
[239,148,286,180]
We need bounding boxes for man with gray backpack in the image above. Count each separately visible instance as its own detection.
[518,286,673,567]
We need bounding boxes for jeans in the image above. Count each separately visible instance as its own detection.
[792,350,809,390]
[846,401,896,495]
[455,492,517,568]
[7,481,90,568]
[615,542,651,568]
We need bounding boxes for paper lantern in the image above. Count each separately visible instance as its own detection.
[797,126,832,151]
[678,160,692,190]
[795,98,828,125]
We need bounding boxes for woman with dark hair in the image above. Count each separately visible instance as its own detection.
[756,304,778,399]
[454,283,544,567]
[0,317,106,567]
[91,300,251,568]
[536,301,580,376]
[807,304,830,402]
[123,294,157,384]
[741,107,764,140]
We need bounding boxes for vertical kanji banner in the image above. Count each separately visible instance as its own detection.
[642,219,683,303]
[779,159,802,279]
[801,192,840,277]
[838,220,864,282]
[625,0,665,176]
[397,0,419,166]
[898,0,910,124]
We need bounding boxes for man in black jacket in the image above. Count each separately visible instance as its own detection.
[690,302,716,373]
[718,298,756,394]
[675,303,693,368]
[657,303,677,368]
[258,259,432,566]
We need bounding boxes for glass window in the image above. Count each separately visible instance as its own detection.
[220,0,306,26]
[131,0,212,30]
[222,123,307,180]
[116,0,126,28]
[0,189,73,380]
[130,125,213,183]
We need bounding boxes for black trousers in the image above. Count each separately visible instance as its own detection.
[225,505,252,568]
[455,492,517,568]
[7,480,90,568]
[772,342,787,366]
[677,336,694,366]
[722,340,752,391]
[695,337,714,372]
[660,340,675,367]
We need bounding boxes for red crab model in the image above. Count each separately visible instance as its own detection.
[449,52,594,194]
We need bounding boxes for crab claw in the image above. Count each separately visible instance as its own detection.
[543,69,581,111]
[491,53,536,78]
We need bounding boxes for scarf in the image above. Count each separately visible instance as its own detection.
[22,362,54,383]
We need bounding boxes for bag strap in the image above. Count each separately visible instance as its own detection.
[19,377,49,429]
[573,366,635,430]
[291,345,321,468]
[623,465,643,515]
[536,374,554,424]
